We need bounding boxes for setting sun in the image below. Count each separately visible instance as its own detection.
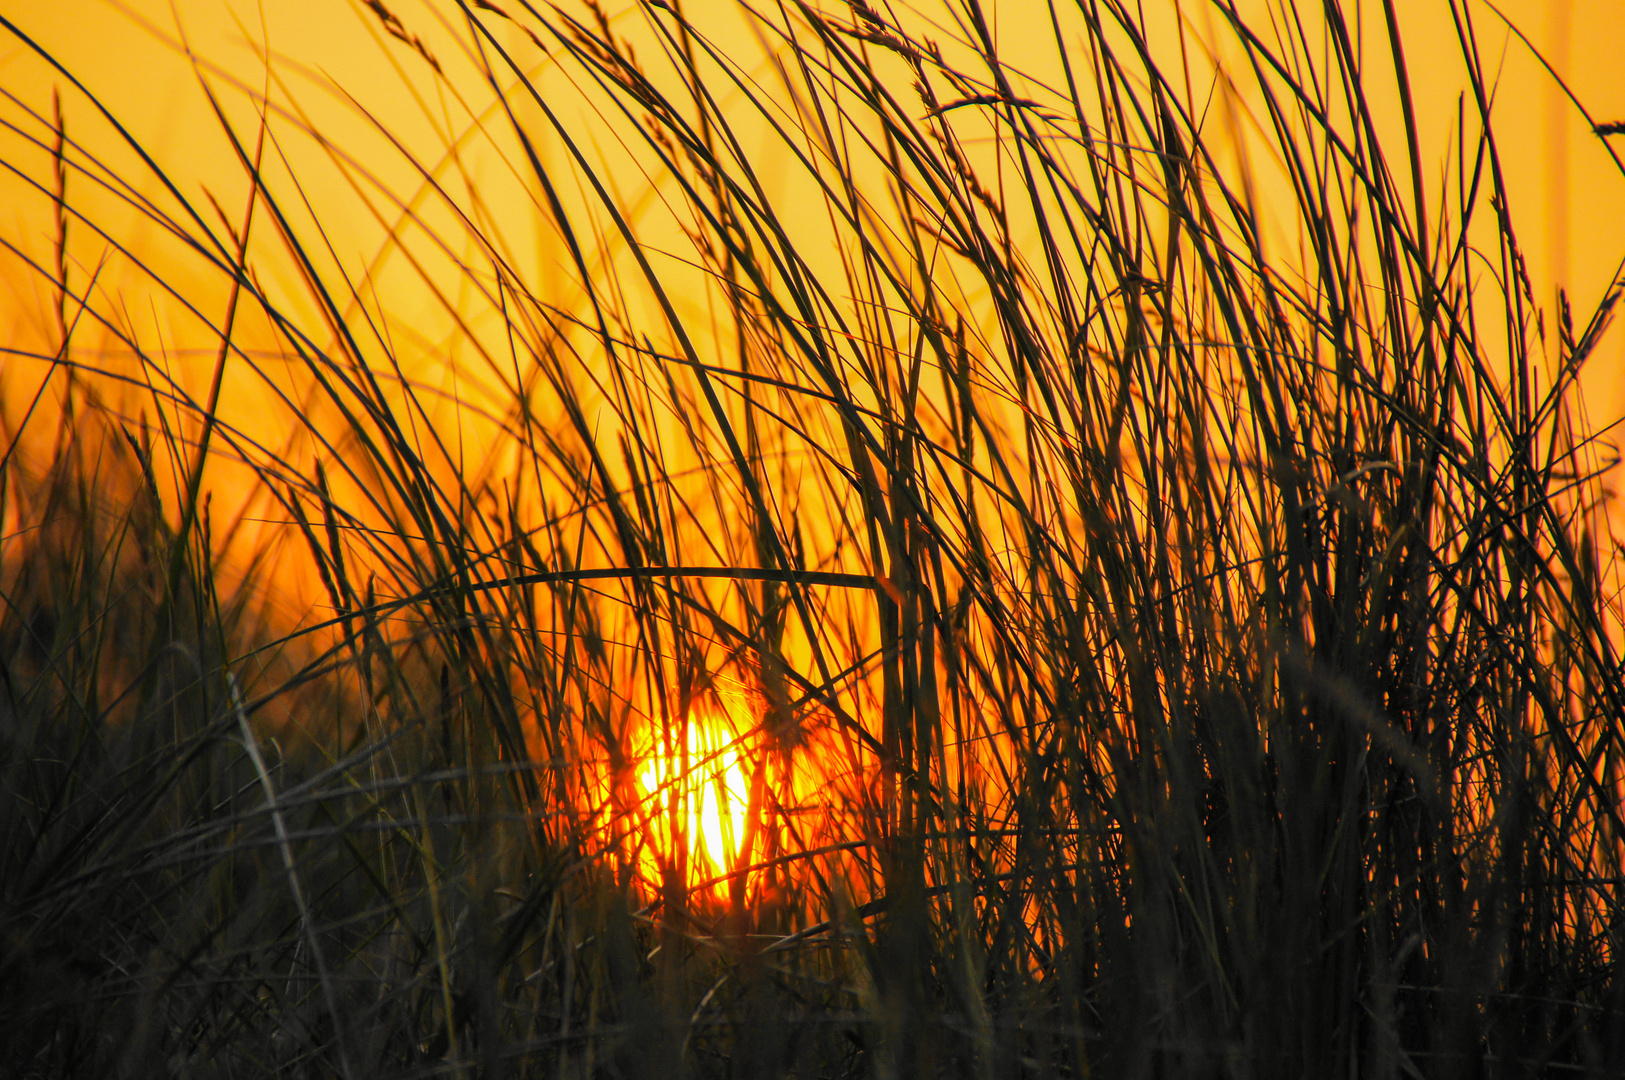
[638,709,754,892]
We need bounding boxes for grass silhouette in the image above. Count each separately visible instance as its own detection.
[2,0,1624,1075]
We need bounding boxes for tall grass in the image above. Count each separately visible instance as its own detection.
[3,0,1623,1074]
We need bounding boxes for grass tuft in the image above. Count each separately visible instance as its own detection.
[3,0,1624,1074]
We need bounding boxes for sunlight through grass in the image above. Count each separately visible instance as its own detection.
[2,0,1624,1074]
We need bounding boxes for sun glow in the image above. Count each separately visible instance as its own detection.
[639,708,755,894]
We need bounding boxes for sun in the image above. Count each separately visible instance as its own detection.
[639,706,754,895]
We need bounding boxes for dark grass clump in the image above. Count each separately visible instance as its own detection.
[3,0,1625,1075]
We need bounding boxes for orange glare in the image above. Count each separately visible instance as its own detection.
[639,709,753,894]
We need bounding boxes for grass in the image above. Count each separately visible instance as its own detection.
[2,0,1624,1074]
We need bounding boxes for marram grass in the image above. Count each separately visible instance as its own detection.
[2,0,1624,1075]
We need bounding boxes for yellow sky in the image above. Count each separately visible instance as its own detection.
[3,0,1622,498]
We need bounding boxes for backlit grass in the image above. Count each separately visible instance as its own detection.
[3,0,1624,1074]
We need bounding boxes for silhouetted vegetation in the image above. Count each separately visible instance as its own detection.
[3,0,1623,1075]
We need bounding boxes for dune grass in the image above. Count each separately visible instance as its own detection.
[3,0,1624,1074]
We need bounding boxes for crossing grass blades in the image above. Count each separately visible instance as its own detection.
[3,0,1625,1074]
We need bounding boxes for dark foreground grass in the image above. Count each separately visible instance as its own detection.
[3,0,1624,1075]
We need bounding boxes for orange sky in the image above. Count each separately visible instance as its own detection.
[4,0,1622,532]
[5,0,1619,285]
[3,0,1621,902]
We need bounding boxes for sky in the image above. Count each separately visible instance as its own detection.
[3,0,1622,535]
